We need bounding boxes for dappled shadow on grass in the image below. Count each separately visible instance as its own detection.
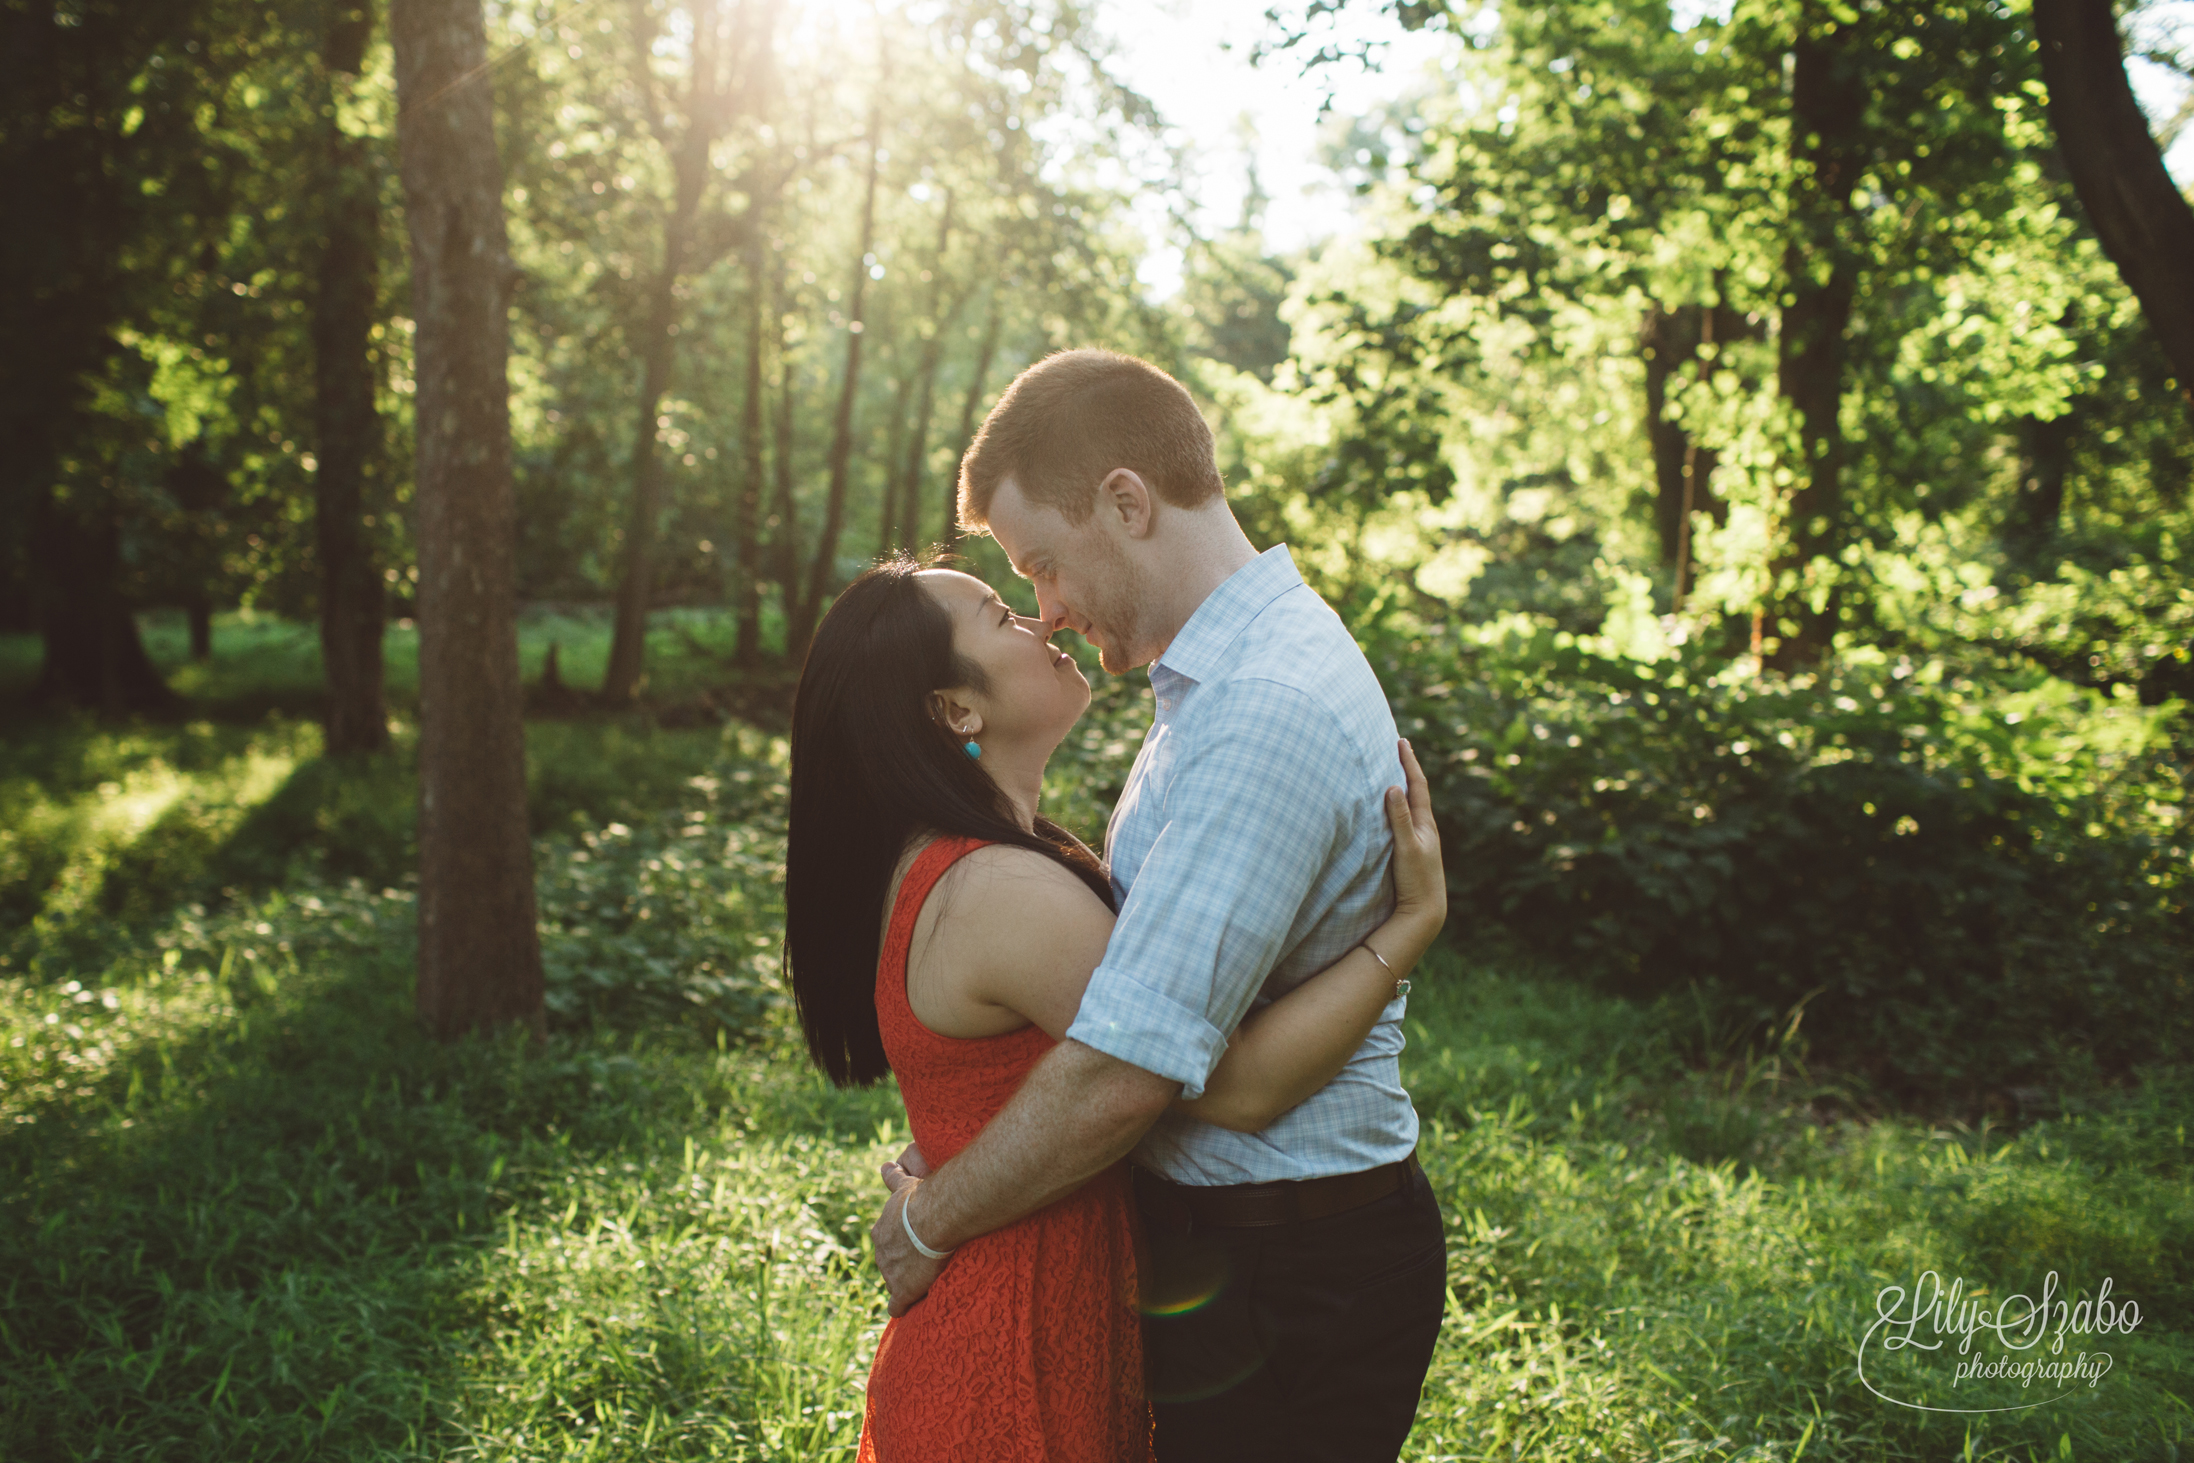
[0,936,483,1459]
[4,916,2186,1460]
[0,913,902,1462]
[0,718,320,976]
[1,713,752,992]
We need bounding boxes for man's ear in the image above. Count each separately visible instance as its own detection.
[1100,468,1155,540]
[931,689,983,739]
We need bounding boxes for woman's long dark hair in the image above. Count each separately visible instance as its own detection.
[785,555,1114,1087]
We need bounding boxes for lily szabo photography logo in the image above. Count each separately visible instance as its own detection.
[1859,1270,2142,1414]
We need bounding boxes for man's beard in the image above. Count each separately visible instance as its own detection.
[1082,529,1151,673]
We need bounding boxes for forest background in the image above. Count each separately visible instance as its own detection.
[2,0,2191,1457]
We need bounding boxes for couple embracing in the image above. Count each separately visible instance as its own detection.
[785,349,1449,1461]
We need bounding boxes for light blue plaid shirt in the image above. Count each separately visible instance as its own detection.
[1066,545,1421,1185]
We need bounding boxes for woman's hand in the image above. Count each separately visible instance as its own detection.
[1173,740,1450,1134]
[1383,738,1447,942]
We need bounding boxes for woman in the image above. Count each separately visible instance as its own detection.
[785,556,1446,1462]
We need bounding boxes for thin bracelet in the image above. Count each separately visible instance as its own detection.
[1360,940,1411,998]
[901,1188,954,1260]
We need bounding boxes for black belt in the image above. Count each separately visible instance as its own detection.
[1133,1151,1421,1231]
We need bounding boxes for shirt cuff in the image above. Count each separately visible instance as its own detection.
[1065,966,1231,1101]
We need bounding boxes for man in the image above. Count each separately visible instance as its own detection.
[871,349,1445,1459]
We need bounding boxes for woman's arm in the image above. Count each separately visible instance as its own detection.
[1173,738,1446,1133]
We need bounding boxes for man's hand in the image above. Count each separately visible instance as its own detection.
[882,1139,931,1184]
[866,1042,1178,1319]
[872,1168,949,1317]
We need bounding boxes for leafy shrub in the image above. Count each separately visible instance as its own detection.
[0,710,793,1048]
[533,733,790,1034]
[1377,617,2192,1098]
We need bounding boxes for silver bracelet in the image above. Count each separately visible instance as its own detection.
[901,1188,953,1260]
[1360,941,1410,998]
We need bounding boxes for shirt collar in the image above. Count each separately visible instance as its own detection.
[1150,544,1302,687]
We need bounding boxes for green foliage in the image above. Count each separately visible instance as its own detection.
[1274,0,2194,655]
[1377,616,2191,1099]
[0,689,740,1005]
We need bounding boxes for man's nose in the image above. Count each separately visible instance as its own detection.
[1033,585,1071,631]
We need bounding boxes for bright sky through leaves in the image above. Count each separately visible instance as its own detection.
[1102,0,2191,299]
[1099,0,1452,294]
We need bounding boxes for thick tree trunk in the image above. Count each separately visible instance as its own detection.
[790,115,882,657]
[1766,16,1864,672]
[941,302,1002,551]
[390,0,544,1041]
[315,0,390,755]
[733,235,767,668]
[30,495,179,714]
[2034,0,2194,416]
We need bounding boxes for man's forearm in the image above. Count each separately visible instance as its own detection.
[911,1038,1178,1250]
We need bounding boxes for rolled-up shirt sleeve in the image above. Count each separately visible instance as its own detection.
[1066,677,1364,1100]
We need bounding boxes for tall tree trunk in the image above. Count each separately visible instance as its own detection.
[603,186,709,698]
[941,301,1002,551]
[30,495,179,713]
[602,260,683,701]
[1642,301,1734,608]
[2,0,201,710]
[2034,0,2194,417]
[1766,14,1864,672]
[767,248,801,639]
[790,113,882,656]
[895,332,948,552]
[1640,302,1695,572]
[891,193,959,553]
[167,441,227,666]
[391,0,544,1041]
[874,348,916,555]
[733,233,768,668]
[315,0,390,755]
[187,599,213,662]
[603,3,729,702]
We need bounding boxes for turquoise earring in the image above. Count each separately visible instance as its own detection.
[963,739,982,760]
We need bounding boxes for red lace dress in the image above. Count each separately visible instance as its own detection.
[857,836,1153,1463]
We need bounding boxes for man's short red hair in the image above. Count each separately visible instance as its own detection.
[956,349,1223,530]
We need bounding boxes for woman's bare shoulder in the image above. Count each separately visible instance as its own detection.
[933,842,1110,919]
[925,844,1115,1037]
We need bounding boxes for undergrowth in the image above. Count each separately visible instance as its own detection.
[1,620,2187,1459]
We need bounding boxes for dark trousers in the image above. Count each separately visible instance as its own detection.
[1135,1161,1446,1462]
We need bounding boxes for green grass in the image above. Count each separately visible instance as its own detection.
[0,604,790,715]
[1,916,898,1460]
[5,916,2186,1460]
[1,628,2187,1460]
